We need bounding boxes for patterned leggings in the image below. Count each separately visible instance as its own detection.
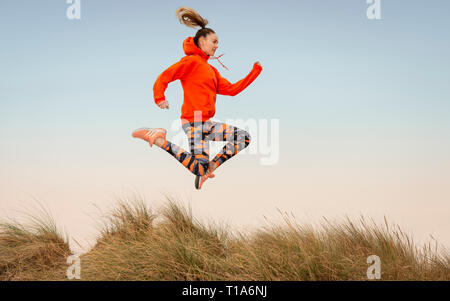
[160,120,251,176]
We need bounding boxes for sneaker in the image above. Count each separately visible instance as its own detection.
[195,171,215,190]
[132,127,167,147]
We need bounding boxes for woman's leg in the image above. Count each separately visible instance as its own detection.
[208,121,251,172]
[156,122,211,176]
[184,120,213,176]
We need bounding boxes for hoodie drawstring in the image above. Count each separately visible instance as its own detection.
[209,53,229,70]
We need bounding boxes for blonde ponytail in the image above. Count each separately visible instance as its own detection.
[175,7,216,48]
[175,7,209,29]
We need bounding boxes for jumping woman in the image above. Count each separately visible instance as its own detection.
[132,7,263,189]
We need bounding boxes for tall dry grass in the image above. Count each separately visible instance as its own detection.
[1,196,449,280]
[0,203,71,280]
[78,196,449,281]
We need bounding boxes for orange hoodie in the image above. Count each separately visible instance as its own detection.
[153,37,263,125]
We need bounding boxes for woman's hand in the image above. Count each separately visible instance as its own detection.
[255,61,262,67]
[157,100,169,110]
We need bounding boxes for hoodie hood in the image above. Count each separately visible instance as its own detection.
[183,37,209,60]
[183,37,229,70]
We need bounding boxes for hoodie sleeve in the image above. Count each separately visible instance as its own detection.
[214,63,263,96]
[153,57,191,104]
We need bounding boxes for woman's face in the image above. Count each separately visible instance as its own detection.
[198,33,218,57]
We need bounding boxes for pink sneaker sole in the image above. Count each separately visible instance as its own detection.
[132,127,167,147]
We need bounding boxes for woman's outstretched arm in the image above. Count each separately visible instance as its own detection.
[153,57,192,105]
[213,62,262,96]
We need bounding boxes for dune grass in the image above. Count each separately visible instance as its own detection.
[1,196,449,280]
[0,203,71,280]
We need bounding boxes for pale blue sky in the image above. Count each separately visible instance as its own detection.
[2,0,449,137]
[1,1,450,252]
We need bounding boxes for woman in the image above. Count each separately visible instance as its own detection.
[132,7,263,189]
